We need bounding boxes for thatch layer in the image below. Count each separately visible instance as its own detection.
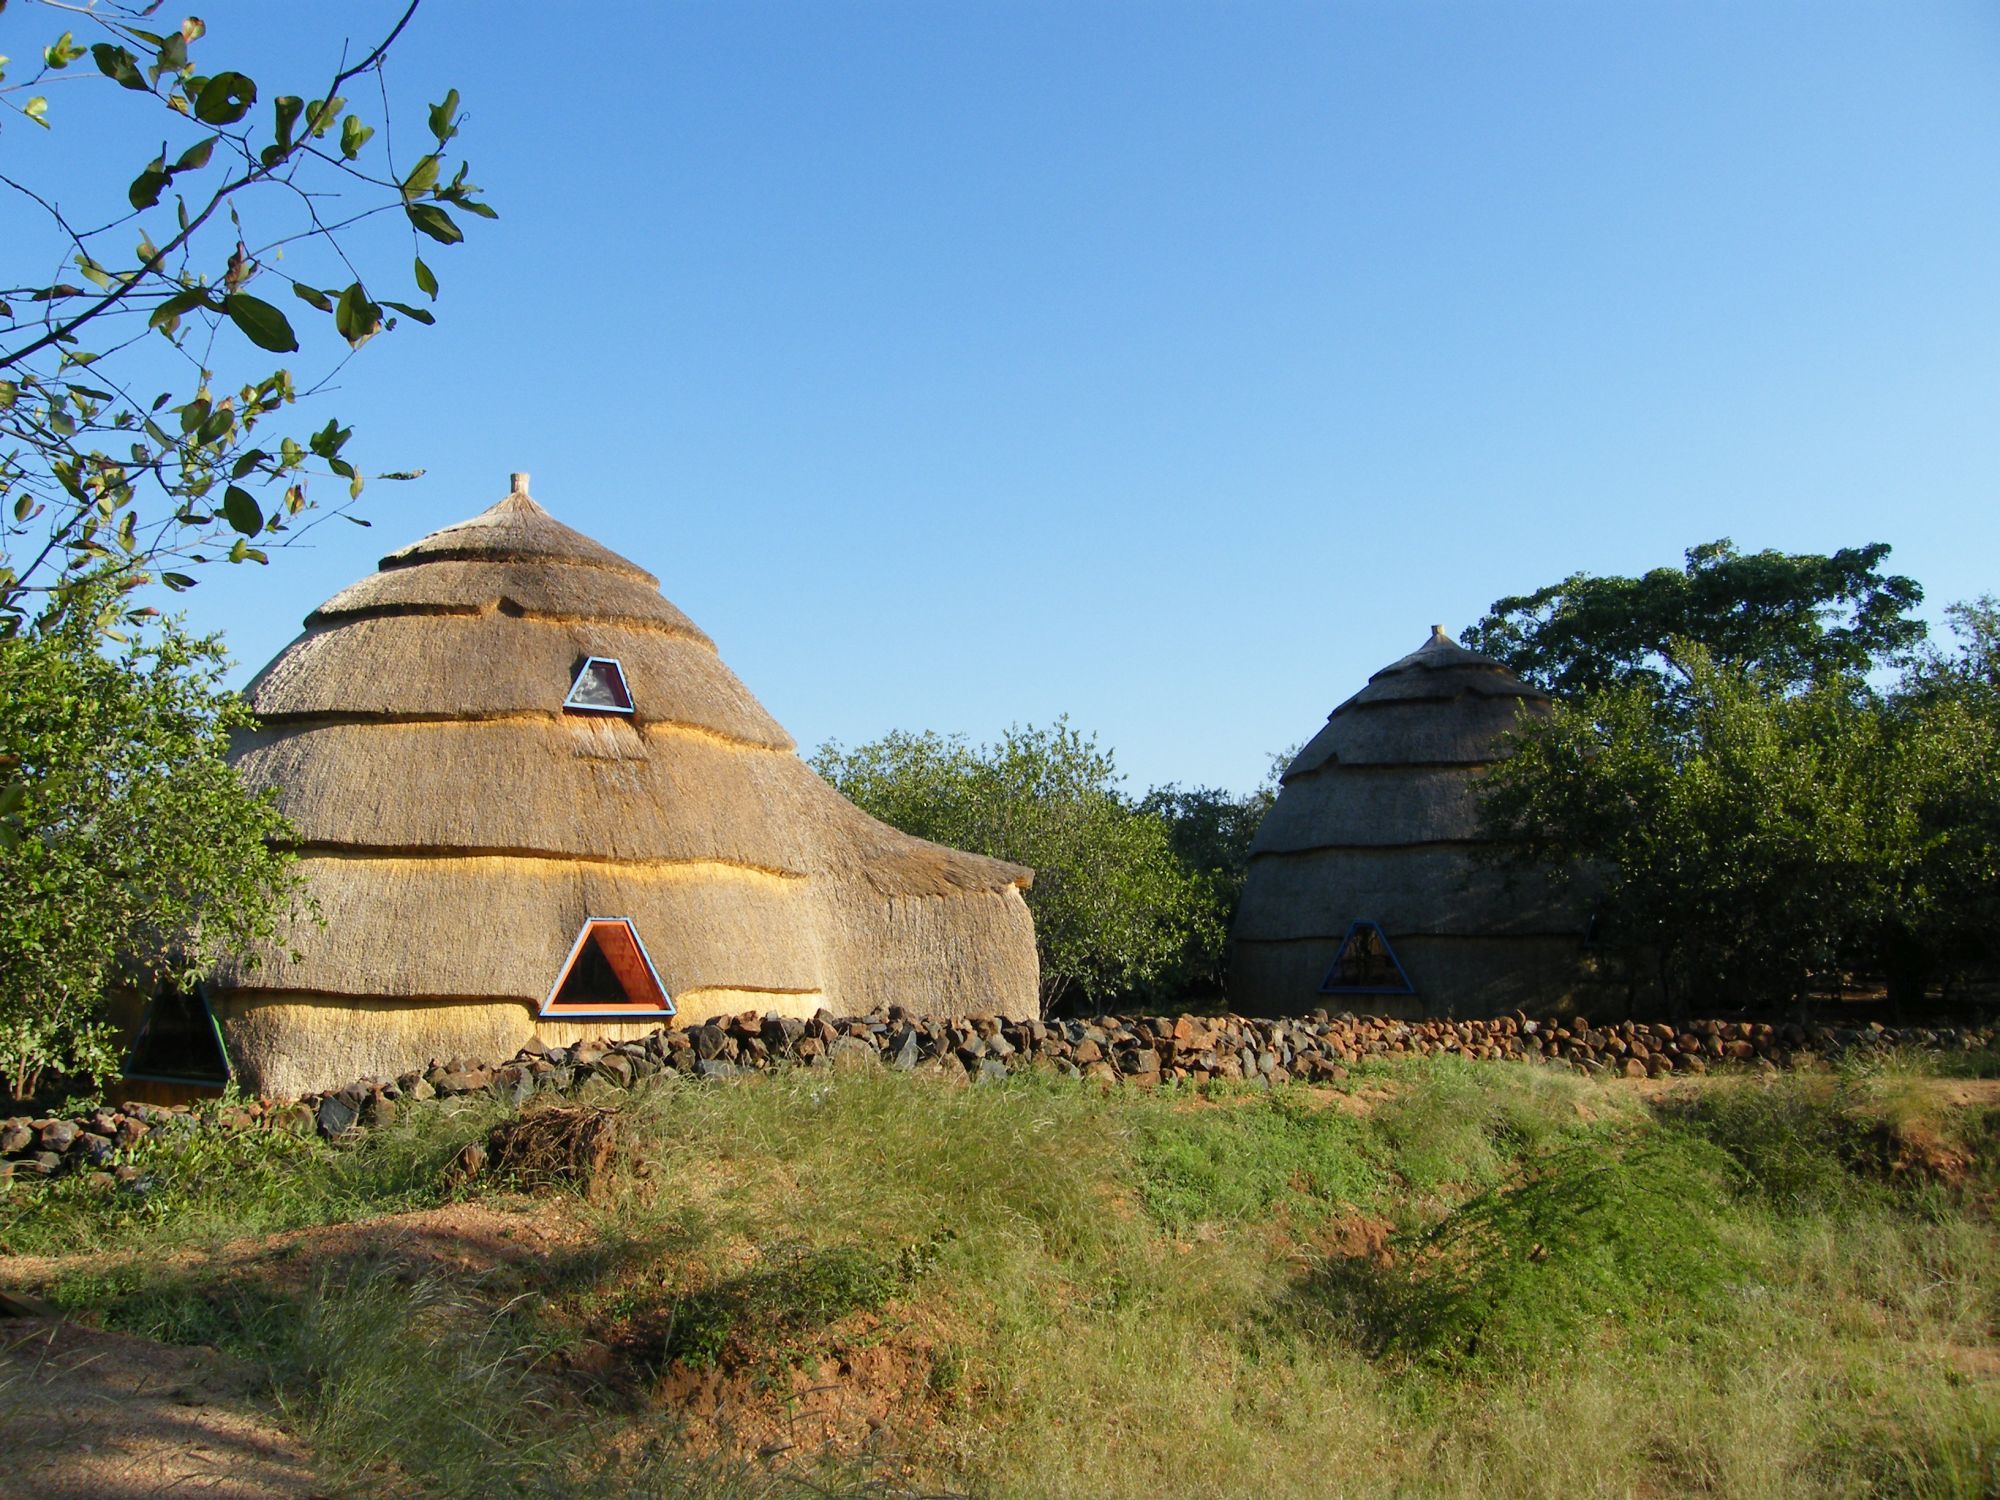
[1252,765,1486,852]
[211,852,825,1001]
[1232,626,1592,1018]
[818,879,1039,1017]
[1287,694,1541,773]
[1230,933,1598,1023]
[230,720,824,869]
[212,992,758,1102]
[203,483,1039,1095]
[314,558,710,639]
[380,492,656,580]
[1231,846,1574,939]
[245,614,793,747]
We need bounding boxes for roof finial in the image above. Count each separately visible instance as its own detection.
[509,471,530,497]
[1431,623,1449,640]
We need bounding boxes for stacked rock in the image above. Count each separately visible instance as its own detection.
[2,1009,1991,1182]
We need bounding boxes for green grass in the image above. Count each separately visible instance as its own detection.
[1133,1087,1384,1229]
[4,1059,1996,1498]
[0,1093,510,1255]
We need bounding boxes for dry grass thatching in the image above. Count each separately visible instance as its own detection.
[1232,626,1592,1017]
[204,484,1038,1096]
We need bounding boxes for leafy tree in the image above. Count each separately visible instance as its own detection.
[0,581,304,1097]
[1133,770,1281,1002]
[1885,598,2000,989]
[0,0,492,635]
[1461,539,1925,698]
[1480,624,2000,1012]
[813,721,1216,1009]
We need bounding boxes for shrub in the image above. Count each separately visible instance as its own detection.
[1387,1137,1738,1372]
[0,587,304,1095]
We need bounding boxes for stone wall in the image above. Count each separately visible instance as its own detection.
[4,1007,1991,1185]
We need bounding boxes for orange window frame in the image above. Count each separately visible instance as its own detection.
[539,917,677,1018]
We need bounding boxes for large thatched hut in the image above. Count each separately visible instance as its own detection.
[157,477,1037,1097]
[1230,626,1593,1018]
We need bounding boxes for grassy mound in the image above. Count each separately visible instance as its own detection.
[3,1056,1996,1498]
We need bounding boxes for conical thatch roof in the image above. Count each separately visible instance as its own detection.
[205,477,1037,1096]
[1230,626,1593,1018]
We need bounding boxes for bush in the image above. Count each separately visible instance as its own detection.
[0,587,304,1095]
[813,720,1216,1007]
[1386,1137,1738,1372]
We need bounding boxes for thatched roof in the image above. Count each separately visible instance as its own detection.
[1231,625,1591,1018]
[208,478,1037,1094]
[1282,625,1545,778]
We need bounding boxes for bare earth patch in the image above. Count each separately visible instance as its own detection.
[0,1317,320,1500]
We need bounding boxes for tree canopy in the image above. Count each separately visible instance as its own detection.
[0,0,491,636]
[1476,552,1998,1011]
[813,721,1219,1009]
[0,584,304,1096]
[1461,539,1925,697]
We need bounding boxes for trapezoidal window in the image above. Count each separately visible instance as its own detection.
[1318,920,1415,996]
[564,656,634,715]
[124,982,232,1086]
[540,917,677,1019]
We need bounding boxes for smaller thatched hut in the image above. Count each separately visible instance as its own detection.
[1231,626,1595,1017]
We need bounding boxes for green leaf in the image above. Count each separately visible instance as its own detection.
[161,572,197,590]
[309,419,351,459]
[43,32,85,69]
[334,285,382,346]
[340,114,374,160]
[413,256,438,299]
[400,153,442,199]
[92,43,149,91]
[194,71,257,125]
[221,485,263,536]
[404,203,463,245]
[148,288,209,333]
[428,88,460,144]
[291,282,333,313]
[272,94,303,151]
[223,293,299,353]
[129,159,172,211]
[23,96,48,126]
[383,300,435,326]
[307,95,345,136]
[152,32,188,78]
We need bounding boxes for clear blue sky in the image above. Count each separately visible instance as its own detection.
[124,1,2000,793]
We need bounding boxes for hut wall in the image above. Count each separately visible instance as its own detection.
[213,991,827,1099]
[1232,847,1577,940]
[1230,935,1600,1022]
[817,880,1040,1020]
[1231,628,1597,1018]
[211,853,826,1002]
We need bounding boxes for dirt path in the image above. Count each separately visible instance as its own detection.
[0,1202,584,1500]
[0,1318,321,1500]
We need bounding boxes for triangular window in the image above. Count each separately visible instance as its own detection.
[564,656,634,715]
[540,917,676,1018]
[1318,921,1415,996]
[124,982,232,1086]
